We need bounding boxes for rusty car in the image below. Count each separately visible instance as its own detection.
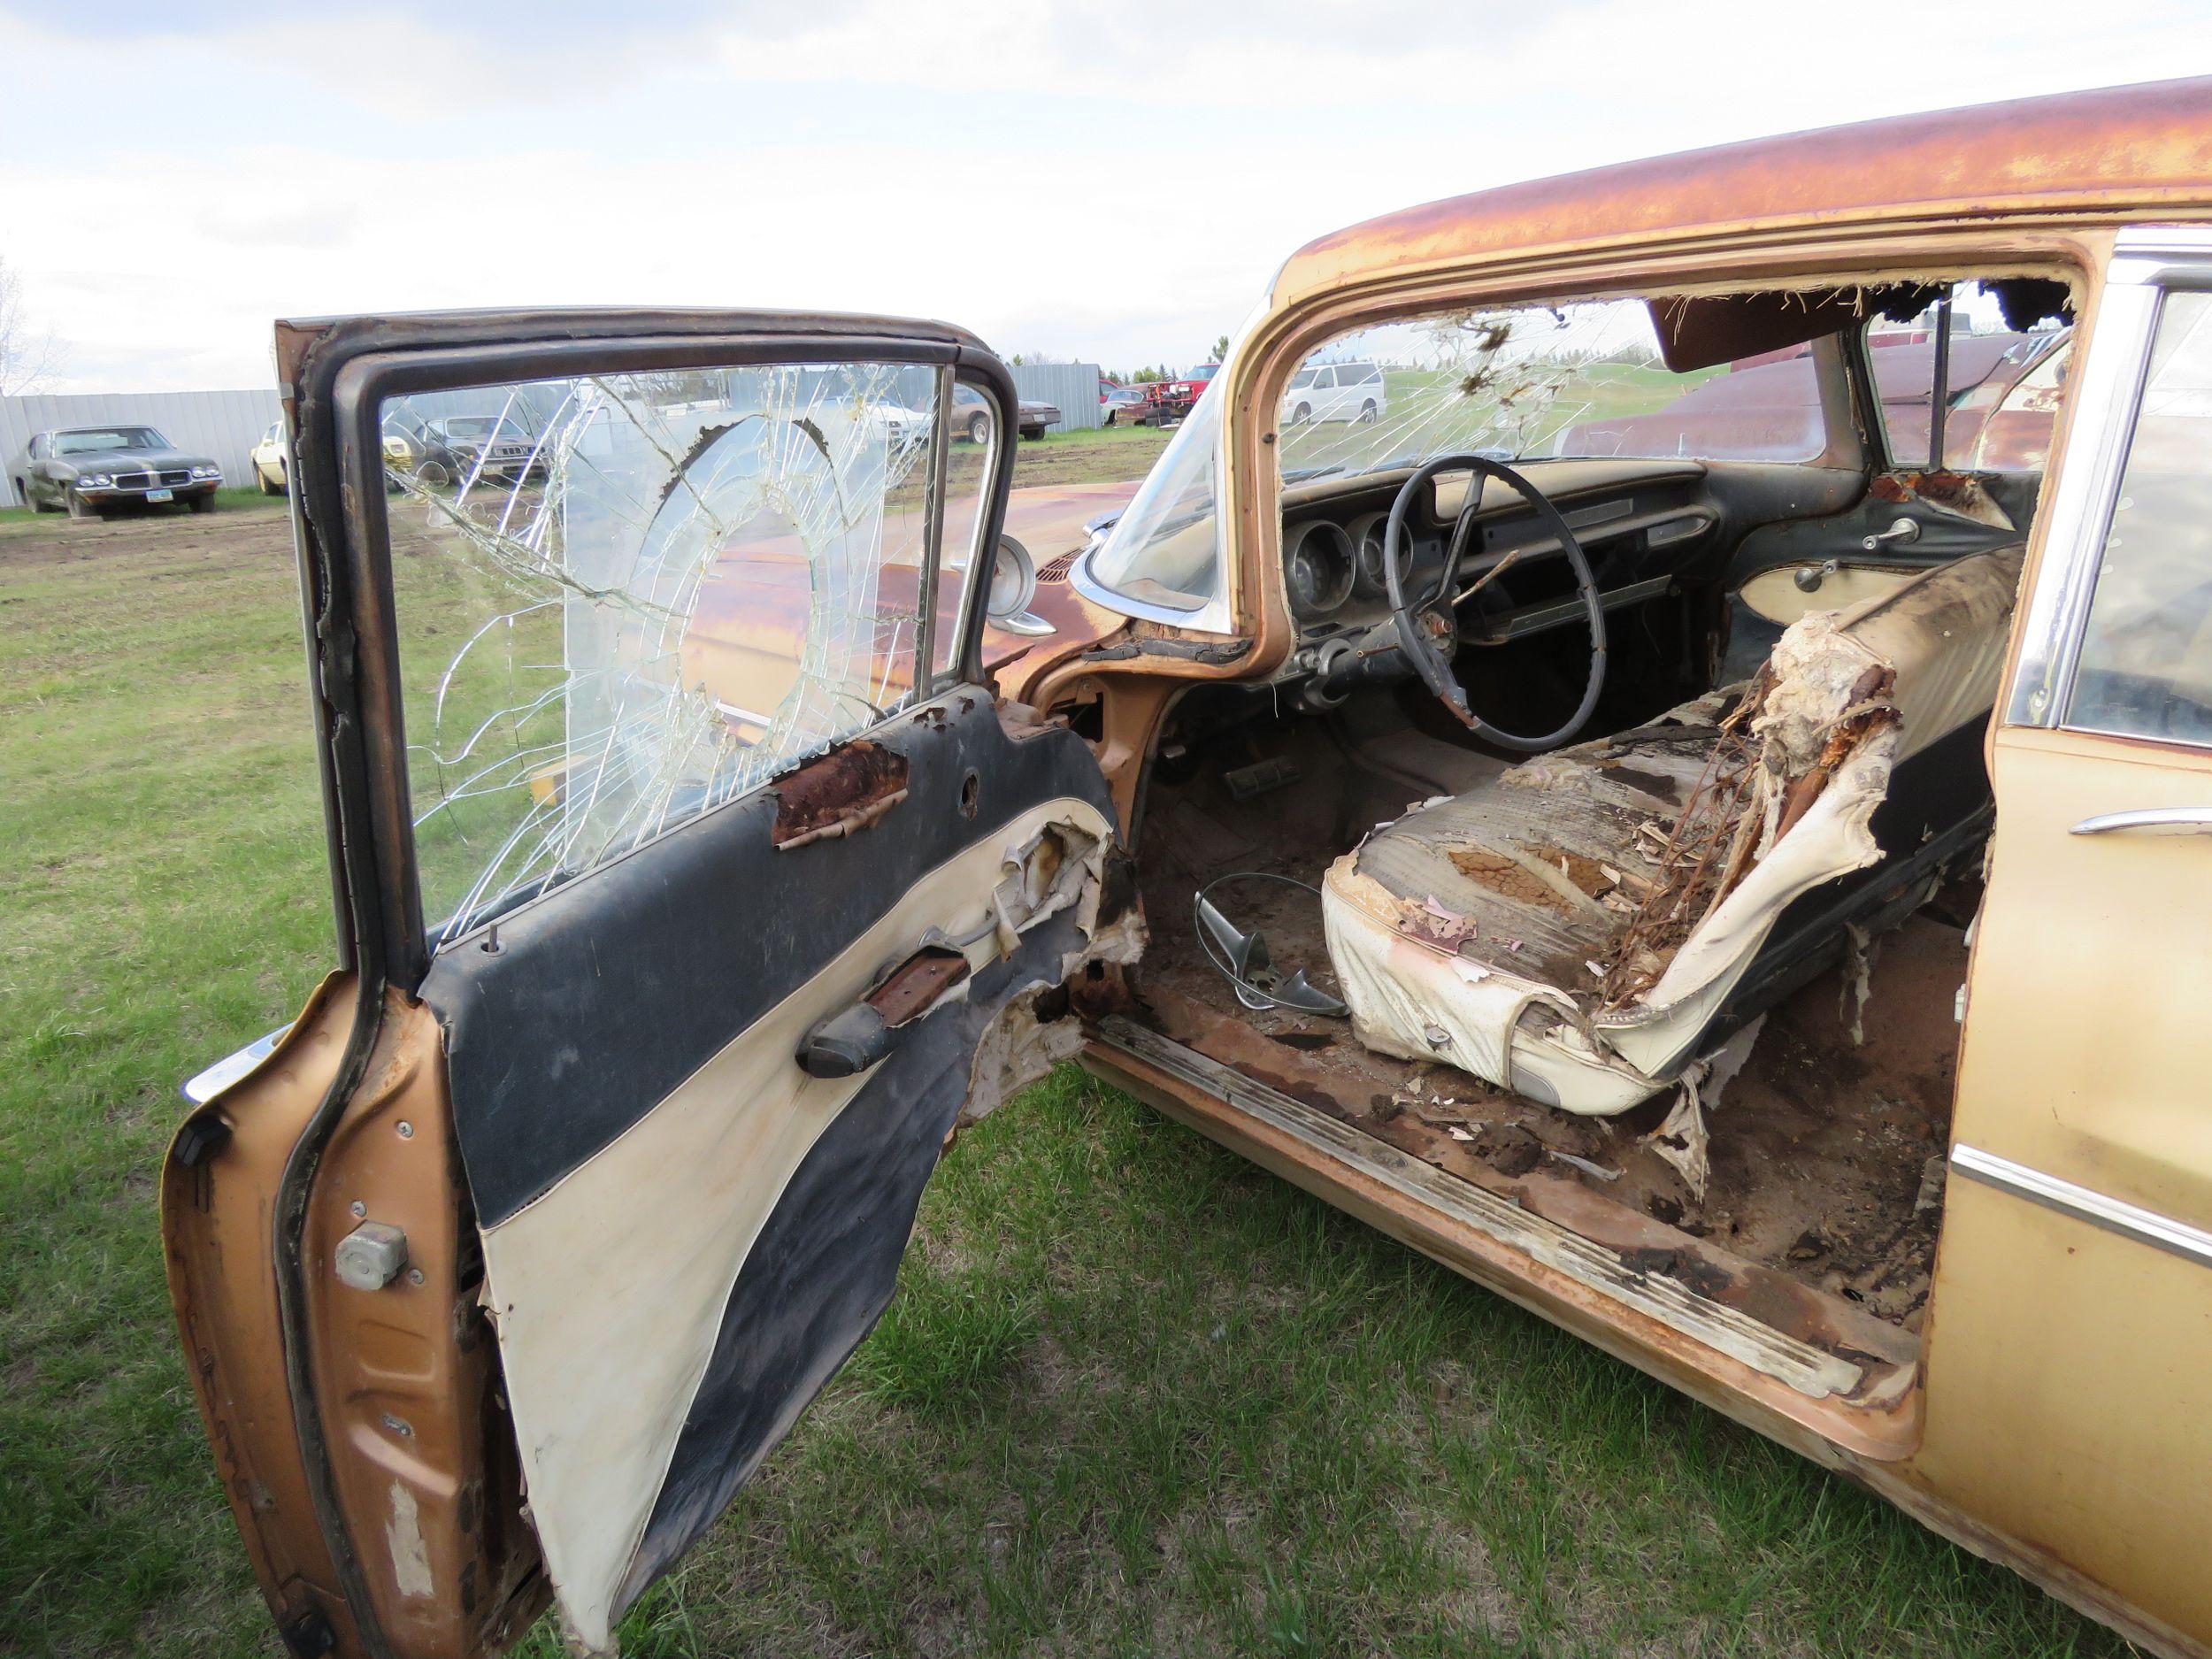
[165,77,2212,1658]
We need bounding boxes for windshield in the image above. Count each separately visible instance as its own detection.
[56,426,165,455]
[1086,293,1834,623]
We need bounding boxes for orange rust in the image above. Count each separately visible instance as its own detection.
[1274,80,2212,306]
[769,740,910,847]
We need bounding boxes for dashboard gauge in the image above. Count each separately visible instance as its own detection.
[1284,518,1357,619]
[1348,511,1391,598]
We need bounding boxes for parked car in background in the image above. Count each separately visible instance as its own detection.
[1017,398,1060,441]
[12,425,224,518]
[250,421,288,494]
[1100,383,1149,426]
[951,384,1060,442]
[414,414,546,486]
[1281,359,1387,424]
[1140,362,1219,426]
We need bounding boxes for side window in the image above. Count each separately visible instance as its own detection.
[2066,289,2212,744]
[933,388,998,683]
[379,359,970,941]
[1865,279,2072,471]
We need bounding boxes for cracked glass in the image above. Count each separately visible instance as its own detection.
[380,360,977,944]
[1089,296,1832,618]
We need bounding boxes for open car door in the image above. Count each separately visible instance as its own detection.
[162,311,1130,1658]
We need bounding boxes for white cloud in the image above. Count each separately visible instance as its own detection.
[0,0,2205,390]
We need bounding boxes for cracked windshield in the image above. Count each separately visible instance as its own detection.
[380,362,992,941]
[1094,296,1827,611]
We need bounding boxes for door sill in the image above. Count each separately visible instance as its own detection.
[1086,1016,1923,1463]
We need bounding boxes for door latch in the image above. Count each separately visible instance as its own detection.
[334,1221,409,1291]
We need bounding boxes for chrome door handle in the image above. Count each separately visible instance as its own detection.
[2070,808,2212,836]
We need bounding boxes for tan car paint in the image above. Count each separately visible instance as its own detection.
[164,980,544,1658]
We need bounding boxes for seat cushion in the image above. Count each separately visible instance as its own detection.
[1322,545,2023,1113]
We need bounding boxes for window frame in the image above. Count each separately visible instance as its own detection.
[2008,228,2212,741]
[318,324,1018,987]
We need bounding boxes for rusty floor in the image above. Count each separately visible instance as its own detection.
[1132,724,1967,1342]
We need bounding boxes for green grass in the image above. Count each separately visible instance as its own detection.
[0,453,2132,1658]
[0,485,280,534]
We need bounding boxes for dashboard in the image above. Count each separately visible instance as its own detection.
[1275,457,1722,692]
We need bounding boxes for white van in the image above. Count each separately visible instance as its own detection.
[1281,359,1387,424]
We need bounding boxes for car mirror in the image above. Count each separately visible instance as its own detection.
[985,534,1052,637]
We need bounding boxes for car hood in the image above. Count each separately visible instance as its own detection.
[58,445,214,471]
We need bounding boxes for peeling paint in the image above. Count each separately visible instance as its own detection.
[386,1479,434,1600]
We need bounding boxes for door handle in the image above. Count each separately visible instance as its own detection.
[796,946,971,1078]
[2070,808,2212,836]
[1859,517,1922,552]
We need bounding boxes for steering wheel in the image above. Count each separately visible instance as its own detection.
[1382,453,1608,753]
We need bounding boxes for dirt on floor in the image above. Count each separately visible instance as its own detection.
[1133,733,1967,1340]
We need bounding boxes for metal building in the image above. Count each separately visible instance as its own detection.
[3,388,281,505]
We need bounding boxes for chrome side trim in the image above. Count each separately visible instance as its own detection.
[2070,807,2212,836]
[180,1025,287,1104]
[2004,280,2162,727]
[1950,1144,2212,1269]
[1066,542,1217,626]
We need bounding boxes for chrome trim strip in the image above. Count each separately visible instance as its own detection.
[2004,280,2162,727]
[2070,807,2212,836]
[1950,1144,2212,1269]
[1067,542,1217,626]
[1482,573,1677,641]
[181,1025,287,1104]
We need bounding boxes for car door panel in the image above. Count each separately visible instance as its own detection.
[164,310,1128,1659]
[1910,238,2212,1647]
[429,704,1116,1648]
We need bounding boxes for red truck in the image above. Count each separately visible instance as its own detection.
[1139,361,1219,426]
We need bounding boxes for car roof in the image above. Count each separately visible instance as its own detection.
[1274,77,2212,307]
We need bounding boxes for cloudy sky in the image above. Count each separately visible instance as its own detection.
[2,0,2205,391]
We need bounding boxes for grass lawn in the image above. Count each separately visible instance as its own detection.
[0,485,276,534]
[0,436,2127,1658]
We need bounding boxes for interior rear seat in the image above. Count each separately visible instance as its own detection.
[1320,544,2024,1114]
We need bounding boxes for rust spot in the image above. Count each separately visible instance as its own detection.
[866,947,969,1027]
[1447,847,1574,912]
[771,741,910,849]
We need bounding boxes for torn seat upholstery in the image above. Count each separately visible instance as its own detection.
[1321,545,2024,1114]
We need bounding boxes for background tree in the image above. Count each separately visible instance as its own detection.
[0,257,63,396]
[1211,334,1230,362]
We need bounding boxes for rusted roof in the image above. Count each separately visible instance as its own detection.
[1276,78,2212,304]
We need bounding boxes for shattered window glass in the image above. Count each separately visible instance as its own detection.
[381,360,955,943]
[2068,290,2212,745]
[1273,299,1824,480]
